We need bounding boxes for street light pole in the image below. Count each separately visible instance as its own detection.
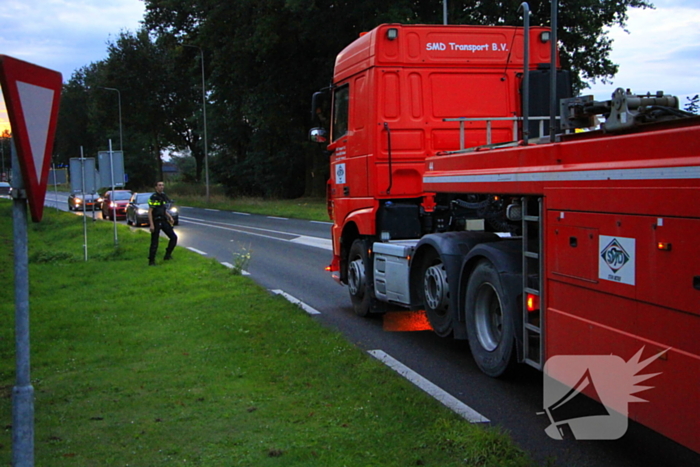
[183,44,210,203]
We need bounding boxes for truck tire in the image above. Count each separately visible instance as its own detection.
[347,239,373,317]
[421,252,453,337]
[465,259,516,377]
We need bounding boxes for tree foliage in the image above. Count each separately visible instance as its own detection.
[685,95,699,115]
[55,0,653,197]
[54,28,209,189]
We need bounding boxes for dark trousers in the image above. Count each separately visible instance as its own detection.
[149,219,178,261]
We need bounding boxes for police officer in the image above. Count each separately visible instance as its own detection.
[148,181,177,265]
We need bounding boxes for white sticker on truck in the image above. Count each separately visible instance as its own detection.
[335,163,346,185]
[598,235,635,286]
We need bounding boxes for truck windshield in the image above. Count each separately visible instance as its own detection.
[332,85,349,142]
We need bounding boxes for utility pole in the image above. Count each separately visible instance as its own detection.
[183,44,210,203]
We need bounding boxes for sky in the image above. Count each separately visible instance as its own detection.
[0,0,699,134]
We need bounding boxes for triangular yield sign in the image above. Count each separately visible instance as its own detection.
[0,55,62,222]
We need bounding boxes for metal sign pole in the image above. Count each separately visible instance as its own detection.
[11,139,34,466]
[80,147,88,261]
[52,162,58,212]
[92,163,97,222]
[109,140,118,245]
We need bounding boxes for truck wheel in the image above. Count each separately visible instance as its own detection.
[347,239,372,317]
[465,260,516,377]
[422,253,453,337]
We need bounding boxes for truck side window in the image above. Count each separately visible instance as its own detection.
[332,85,349,142]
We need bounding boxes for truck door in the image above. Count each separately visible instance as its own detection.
[329,74,370,199]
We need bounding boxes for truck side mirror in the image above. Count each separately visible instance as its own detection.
[309,127,328,143]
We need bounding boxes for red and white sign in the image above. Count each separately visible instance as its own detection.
[0,55,62,222]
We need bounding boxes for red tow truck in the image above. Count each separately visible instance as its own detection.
[309,22,700,453]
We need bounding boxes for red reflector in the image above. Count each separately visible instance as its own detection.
[527,293,540,312]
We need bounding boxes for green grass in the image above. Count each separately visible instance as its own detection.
[0,202,534,466]
[166,183,329,221]
[174,195,329,222]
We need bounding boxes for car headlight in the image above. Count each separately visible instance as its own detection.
[137,208,148,215]
[169,207,178,213]
[97,198,103,203]
[74,198,82,204]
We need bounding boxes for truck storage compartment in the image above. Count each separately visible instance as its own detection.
[373,241,418,305]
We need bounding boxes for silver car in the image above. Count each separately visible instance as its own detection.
[126,192,179,227]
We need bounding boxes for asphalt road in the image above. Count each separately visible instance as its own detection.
[44,192,700,467]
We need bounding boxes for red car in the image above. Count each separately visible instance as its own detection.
[101,190,132,220]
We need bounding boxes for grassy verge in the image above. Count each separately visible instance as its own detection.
[166,183,329,221]
[174,195,329,222]
[0,202,533,466]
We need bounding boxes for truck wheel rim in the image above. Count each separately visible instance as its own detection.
[348,259,365,297]
[474,282,503,352]
[424,264,448,314]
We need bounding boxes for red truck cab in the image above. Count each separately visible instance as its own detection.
[318,23,560,295]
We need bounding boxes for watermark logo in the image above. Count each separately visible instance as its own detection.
[541,347,667,441]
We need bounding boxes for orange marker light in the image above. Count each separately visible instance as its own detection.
[526,293,540,312]
[657,242,672,251]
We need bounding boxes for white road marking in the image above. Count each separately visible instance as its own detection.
[187,247,208,256]
[270,290,321,315]
[205,208,219,212]
[267,216,288,220]
[220,261,251,275]
[310,220,332,225]
[368,350,490,424]
[180,217,332,251]
[290,236,332,250]
[232,212,251,216]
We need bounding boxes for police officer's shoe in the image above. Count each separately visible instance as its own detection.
[164,254,173,261]
[149,260,156,266]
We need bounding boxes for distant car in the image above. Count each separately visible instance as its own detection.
[101,190,132,220]
[68,192,103,211]
[126,192,179,227]
[0,182,10,197]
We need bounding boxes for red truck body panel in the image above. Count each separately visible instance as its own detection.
[423,122,700,451]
